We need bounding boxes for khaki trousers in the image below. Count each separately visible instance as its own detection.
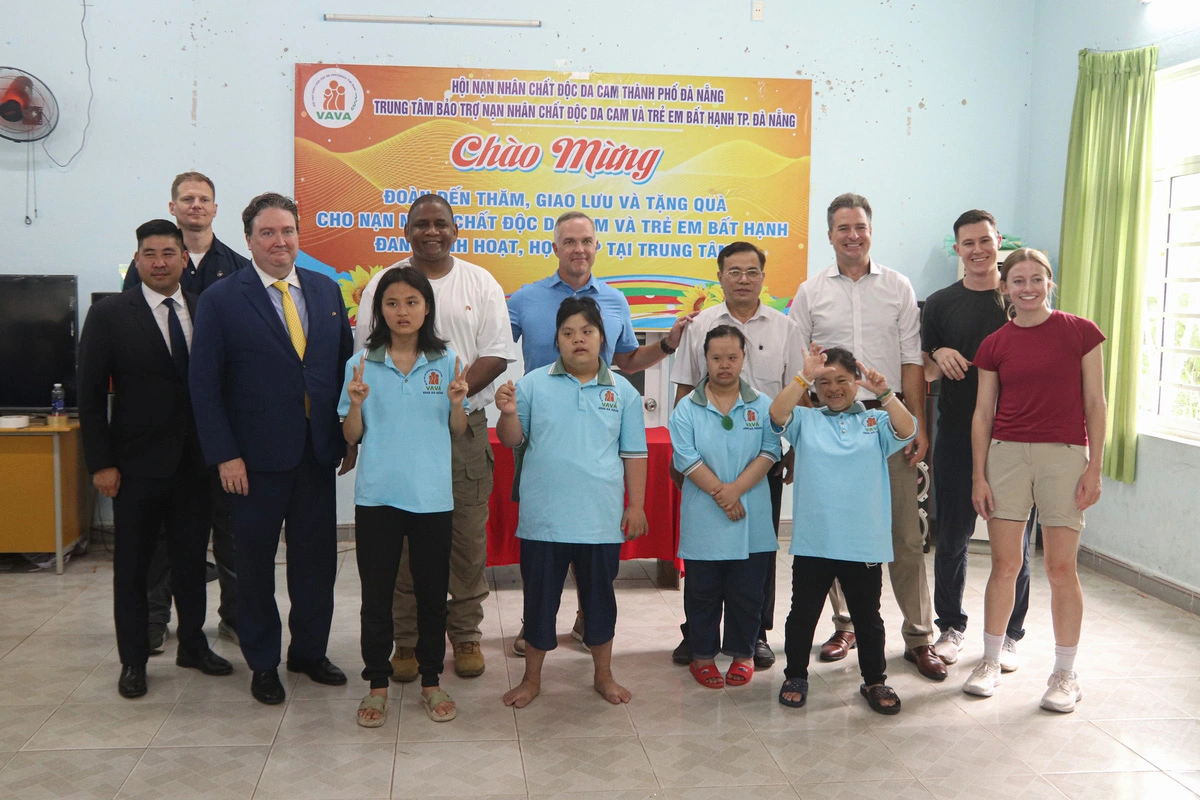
[827,449,935,650]
[393,409,492,646]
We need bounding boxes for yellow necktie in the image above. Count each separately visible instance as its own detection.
[273,280,310,415]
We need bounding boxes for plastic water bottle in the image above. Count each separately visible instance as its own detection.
[50,383,65,425]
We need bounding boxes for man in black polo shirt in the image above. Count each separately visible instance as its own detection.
[125,171,250,653]
[921,209,1033,673]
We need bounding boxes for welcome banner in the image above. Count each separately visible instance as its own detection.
[294,64,811,328]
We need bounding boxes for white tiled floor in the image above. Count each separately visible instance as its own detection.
[1,543,1198,799]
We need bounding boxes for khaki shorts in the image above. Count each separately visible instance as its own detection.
[985,440,1089,531]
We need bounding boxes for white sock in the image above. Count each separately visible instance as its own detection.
[1054,644,1078,673]
[983,632,1005,662]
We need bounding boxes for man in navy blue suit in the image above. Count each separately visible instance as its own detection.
[190,193,355,704]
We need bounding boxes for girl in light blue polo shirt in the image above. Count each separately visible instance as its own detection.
[768,345,916,715]
[495,295,647,710]
[338,266,468,728]
[670,325,781,690]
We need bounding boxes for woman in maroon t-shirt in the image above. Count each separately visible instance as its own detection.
[963,248,1106,714]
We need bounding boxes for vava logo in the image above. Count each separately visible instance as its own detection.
[304,68,364,129]
[599,389,619,412]
[743,408,761,429]
[424,370,444,394]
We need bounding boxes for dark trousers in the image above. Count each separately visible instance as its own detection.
[520,539,621,652]
[684,552,772,659]
[932,427,1033,640]
[355,505,452,689]
[680,470,783,645]
[146,470,238,628]
[112,462,211,666]
[784,555,887,686]
[229,431,337,672]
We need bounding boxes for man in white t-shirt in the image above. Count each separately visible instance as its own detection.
[669,241,804,670]
[354,195,515,680]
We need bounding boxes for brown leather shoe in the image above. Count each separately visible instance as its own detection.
[819,631,856,662]
[905,645,948,681]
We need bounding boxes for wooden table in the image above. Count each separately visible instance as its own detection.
[0,421,90,573]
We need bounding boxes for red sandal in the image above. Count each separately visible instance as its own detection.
[725,661,754,686]
[689,662,725,689]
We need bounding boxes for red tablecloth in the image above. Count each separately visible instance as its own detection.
[486,427,681,567]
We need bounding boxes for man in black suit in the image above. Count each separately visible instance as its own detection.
[78,219,234,698]
[124,171,251,653]
[190,193,354,705]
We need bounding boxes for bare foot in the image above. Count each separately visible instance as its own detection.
[358,687,387,723]
[594,676,631,704]
[503,678,540,708]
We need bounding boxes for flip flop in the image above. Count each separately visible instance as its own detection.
[725,661,754,686]
[689,662,725,689]
[356,693,387,728]
[860,683,902,715]
[421,687,457,722]
[778,677,808,708]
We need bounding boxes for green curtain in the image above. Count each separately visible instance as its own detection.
[1058,46,1157,484]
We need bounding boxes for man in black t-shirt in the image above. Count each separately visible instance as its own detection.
[921,210,1033,673]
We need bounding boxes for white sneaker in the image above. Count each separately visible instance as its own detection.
[512,624,526,658]
[571,610,591,653]
[962,657,1002,697]
[933,629,965,664]
[1041,670,1082,713]
[999,636,1020,673]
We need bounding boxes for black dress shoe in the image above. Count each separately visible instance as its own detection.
[177,647,234,676]
[671,637,692,666]
[118,665,147,698]
[286,657,347,685]
[251,669,286,704]
[754,638,777,669]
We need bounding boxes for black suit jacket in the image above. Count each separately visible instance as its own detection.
[77,287,204,477]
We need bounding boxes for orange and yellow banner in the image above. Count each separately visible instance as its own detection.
[294,64,811,327]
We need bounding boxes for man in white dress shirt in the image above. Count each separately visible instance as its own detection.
[788,193,945,681]
[353,194,515,680]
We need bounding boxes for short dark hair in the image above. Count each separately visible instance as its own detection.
[242,192,299,237]
[826,193,872,231]
[703,324,746,354]
[821,346,860,377]
[953,209,998,239]
[553,295,607,352]
[171,171,215,200]
[717,242,766,270]
[365,266,448,356]
[408,193,454,220]
[136,219,185,251]
[554,211,595,241]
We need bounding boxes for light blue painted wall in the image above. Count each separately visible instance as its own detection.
[1025,0,1200,593]
[8,2,1200,590]
[1,0,1037,525]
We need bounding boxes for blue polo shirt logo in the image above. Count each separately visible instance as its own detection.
[599,388,619,412]
[423,370,444,394]
[743,407,761,430]
[864,415,879,434]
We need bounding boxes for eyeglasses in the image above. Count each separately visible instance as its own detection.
[723,269,763,280]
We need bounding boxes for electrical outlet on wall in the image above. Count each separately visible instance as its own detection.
[752,1,764,21]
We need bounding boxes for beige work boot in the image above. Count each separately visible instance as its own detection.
[453,641,486,677]
[389,646,418,683]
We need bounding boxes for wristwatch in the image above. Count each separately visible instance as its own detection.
[659,339,677,355]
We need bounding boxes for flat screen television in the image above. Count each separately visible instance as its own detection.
[0,275,78,412]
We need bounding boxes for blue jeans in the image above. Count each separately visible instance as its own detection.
[932,427,1033,640]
